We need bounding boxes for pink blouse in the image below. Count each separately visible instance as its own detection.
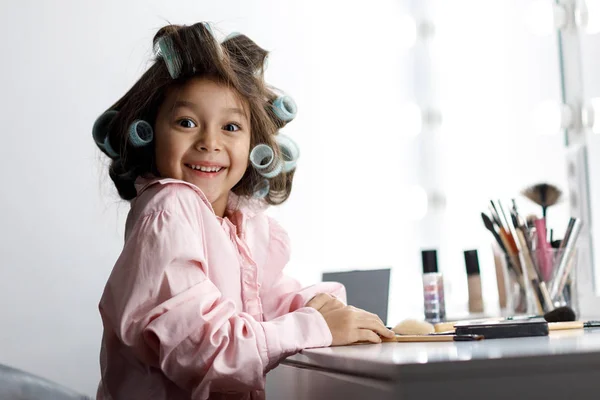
[96,178,345,400]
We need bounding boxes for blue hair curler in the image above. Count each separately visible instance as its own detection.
[103,135,119,159]
[272,95,297,122]
[249,144,282,178]
[276,134,300,173]
[253,179,270,199]
[93,110,119,158]
[202,22,213,35]
[259,161,282,178]
[92,110,118,147]
[223,31,241,42]
[128,120,154,147]
[156,35,183,79]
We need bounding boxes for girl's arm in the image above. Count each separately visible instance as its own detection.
[259,217,347,321]
[100,191,332,398]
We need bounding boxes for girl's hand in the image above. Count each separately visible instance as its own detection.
[306,293,345,314]
[307,294,395,346]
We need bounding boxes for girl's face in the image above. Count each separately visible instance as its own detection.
[154,77,251,217]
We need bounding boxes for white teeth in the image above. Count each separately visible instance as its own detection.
[188,164,222,173]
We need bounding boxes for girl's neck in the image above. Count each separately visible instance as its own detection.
[212,194,228,218]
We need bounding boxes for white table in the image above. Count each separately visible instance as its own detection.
[266,329,600,399]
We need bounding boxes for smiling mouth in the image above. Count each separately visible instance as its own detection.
[185,164,225,174]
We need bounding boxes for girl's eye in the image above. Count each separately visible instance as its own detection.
[223,123,241,132]
[178,118,197,128]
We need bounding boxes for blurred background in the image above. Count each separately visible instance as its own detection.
[2,0,600,396]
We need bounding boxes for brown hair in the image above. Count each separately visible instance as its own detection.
[99,22,295,204]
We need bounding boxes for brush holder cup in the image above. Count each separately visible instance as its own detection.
[497,248,579,318]
[496,248,579,316]
[498,253,529,315]
[538,247,579,314]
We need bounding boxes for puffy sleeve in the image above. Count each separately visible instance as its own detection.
[99,194,333,399]
[260,217,347,322]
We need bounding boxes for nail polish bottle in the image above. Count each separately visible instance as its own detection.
[464,249,484,314]
[422,250,446,322]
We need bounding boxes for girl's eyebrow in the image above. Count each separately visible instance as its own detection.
[223,107,247,118]
[172,101,246,118]
[172,100,197,110]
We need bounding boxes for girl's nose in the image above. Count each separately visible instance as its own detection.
[195,129,221,152]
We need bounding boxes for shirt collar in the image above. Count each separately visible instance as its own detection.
[134,176,267,223]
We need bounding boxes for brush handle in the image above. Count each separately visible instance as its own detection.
[498,233,528,296]
[534,219,553,282]
[499,229,522,276]
[486,223,506,253]
[558,218,576,252]
[434,321,457,333]
[382,334,483,342]
[549,218,583,300]
[549,321,584,331]
[515,229,549,314]
[434,317,504,333]
[489,201,503,227]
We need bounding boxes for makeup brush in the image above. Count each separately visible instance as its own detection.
[549,218,583,301]
[549,320,600,331]
[492,200,522,275]
[543,305,576,322]
[514,226,552,313]
[512,215,552,310]
[505,306,577,322]
[506,306,577,322]
[525,214,539,228]
[521,183,562,219]
[488,204,503,228]
[481,212,506,252]
[510,199,520,228]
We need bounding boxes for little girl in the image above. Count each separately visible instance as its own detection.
[93,22,394,400]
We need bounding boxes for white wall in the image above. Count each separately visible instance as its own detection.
[419,0,571,317]
[0,0,417,395]
[0,0,577,396]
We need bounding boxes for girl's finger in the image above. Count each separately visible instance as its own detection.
[349,307,385,326]
[357,317,396,338]
[363,310,385,326]
[356,329,382,344]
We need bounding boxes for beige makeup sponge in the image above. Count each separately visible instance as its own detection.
[392,319,435,335]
